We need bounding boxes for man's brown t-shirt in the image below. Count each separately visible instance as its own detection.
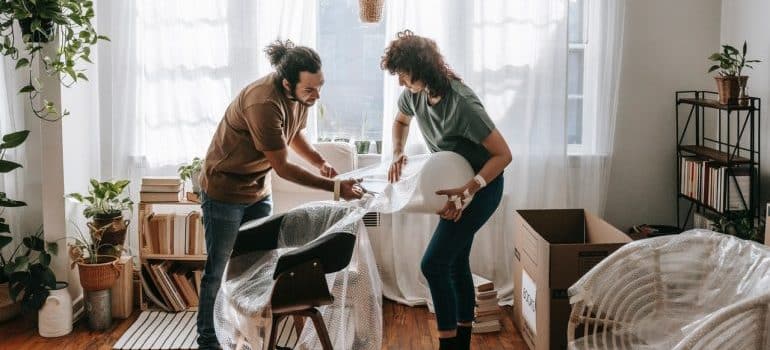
[200,73,307,204]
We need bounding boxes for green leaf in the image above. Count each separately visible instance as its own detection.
[76,73,88,81]
[724,45,739,55]
[1,130,30,149]
[742,40,747,56]
[46,242,57,255]
[708,65,720,73]
[708,53,723,61]
[0,160,22,173]
[97,35,110,41]
[10,256,29,272]
[0,197,26,207]
[40,253,50,267]
[23,236,44,251]
[0,235,11,250]
[14,58,29,70]
[18,85,36,94]
[66,193,84,202]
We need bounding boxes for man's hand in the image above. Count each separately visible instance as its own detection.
[435,187,470,222]
[319,161,338,178]
[388,153,408,183]
[339,178,364,200]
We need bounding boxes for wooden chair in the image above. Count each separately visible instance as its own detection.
[229,213,357,350]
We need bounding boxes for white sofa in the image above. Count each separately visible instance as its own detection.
[270,142,358,214]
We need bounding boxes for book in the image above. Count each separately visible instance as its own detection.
[472,274,494,292]
[142,176,182,186]
[140,191,181,203]
[141,184,183,193]
[472,320,501,333]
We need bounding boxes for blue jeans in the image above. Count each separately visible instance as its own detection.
[197,191,273,349]
[420,175,504,331]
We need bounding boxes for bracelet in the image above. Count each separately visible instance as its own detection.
[463,188,471,197]
[333,179,341,201]
[473,174,487,188]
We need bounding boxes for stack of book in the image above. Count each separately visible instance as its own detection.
[140,176,182,202]
[472,274,502,333]
[679,157,751,212]
[142,211,206,255]
[141,261,203,312]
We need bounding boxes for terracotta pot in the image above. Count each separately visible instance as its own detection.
[77,256,121,292]
[715,76,748,105]
[90,214,130,249]
[0,282,21,323]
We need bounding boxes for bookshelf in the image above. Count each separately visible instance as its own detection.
[676,91,762,230]
[138,199,205,312]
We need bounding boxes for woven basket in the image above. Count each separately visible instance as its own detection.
[359,0,384,23]
[77,256,121,292]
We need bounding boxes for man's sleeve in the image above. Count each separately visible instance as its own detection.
[243,102,287,151]
[397,89,415,116]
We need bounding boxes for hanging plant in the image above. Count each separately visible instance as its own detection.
[0,0,109,121]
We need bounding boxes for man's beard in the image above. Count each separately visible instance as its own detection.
[287,86,315,107]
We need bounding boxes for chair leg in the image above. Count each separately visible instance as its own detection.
[308,308,334,350]
[266,314,284,350]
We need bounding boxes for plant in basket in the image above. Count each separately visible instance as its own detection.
[68,223,121,292]
[66,179,133,251]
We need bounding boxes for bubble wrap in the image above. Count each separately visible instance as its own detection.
[567,230,770,350]
[213,151,476,350]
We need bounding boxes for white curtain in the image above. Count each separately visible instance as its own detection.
[97,0,317,253]
[0,57,28,255]
[375,0,625,306]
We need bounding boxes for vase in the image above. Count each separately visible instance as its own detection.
[38,281,72,337]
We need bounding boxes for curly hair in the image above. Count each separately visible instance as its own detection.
[264,39,322,91]
[380,30,459,98]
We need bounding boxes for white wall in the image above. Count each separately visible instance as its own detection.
[605,0,722,230]
[720,0,770,211]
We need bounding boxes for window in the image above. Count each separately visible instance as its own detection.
[567,0,587,154]
[316,1,386,143]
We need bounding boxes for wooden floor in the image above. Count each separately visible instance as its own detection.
[0,300,526,350]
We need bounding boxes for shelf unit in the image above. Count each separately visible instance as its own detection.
[676,90,762,230]
[138,199,204,311]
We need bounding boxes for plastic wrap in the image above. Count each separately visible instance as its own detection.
[567,230,770,350]
[213,151,475,349]
[214,202,382,350]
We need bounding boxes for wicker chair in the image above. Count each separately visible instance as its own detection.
[567,230,770,350]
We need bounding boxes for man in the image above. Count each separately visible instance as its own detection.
[197,39,363,349]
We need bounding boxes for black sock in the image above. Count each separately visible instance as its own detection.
[439,336,457,350]
[457,324,472,350]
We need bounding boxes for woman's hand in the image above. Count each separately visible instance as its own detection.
[388,153,408,183]
[435,186,471,222]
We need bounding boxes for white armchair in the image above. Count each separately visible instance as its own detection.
[567,230,770,350]
[270,142,357,214]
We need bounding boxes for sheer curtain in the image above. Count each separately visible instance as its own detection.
[97,0,317,252]
[0,57,28,255]
[375,0,625,306]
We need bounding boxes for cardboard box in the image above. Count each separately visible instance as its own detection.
[512,209,631,350]
[111,255,135,319]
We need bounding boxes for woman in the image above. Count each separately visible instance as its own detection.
[381,30,512,350]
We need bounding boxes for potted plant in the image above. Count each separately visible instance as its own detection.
[178,157,204,194]
[2,226,59,315]
[711,211,763,243]
[0,130,29,321]
[66,179,133,250]
[68,224,120,292]
[0,0,109,120]
[707,41,761,105]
